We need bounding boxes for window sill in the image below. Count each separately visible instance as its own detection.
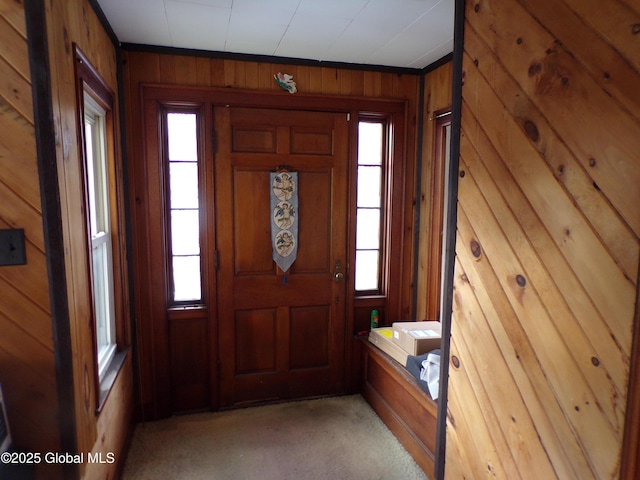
[96,347,129,414]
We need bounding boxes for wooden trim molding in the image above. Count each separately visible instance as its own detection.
[621,273,640,479]
[24,0,78,474]
[434,0,465,478]
[123,43,424,76]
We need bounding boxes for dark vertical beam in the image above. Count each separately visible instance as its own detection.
[24,0,78,477]
[412,73,426,319]
[621,268,640,480]
[434,0,465,478]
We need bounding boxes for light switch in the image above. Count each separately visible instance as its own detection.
[0,229,27,266]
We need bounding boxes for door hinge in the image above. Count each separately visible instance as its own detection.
[347,113,351,122]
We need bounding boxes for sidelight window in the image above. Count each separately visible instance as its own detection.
[165,112,202,304]
[355,120,386,294]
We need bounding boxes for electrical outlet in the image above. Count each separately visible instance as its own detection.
[0,229,27,266]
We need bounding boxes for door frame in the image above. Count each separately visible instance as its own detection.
[134,84,410,418]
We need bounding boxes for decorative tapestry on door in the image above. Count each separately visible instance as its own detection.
[271,169,298,280]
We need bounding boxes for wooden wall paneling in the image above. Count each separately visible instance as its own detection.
[42,0,134,477]
[363,71,383,97]
[446,337,515,479]
[84,354,134,480]
[140,95,171,418]
[222,59,245,89]
[380,72,395,99]
[159,54,178,85]
[0,0,26,34]
[459,116,628,408]
[122,52,160,341]
[451,261,557,479]
[392,74,420,320]
[338,69,353,95]
[0,100,42,211]
[560,0,640,71]
[307,65,324,93]
[445,0,640,477]
[123,50,161,418]
[173,55,199,86]
[0,187,45,253]
[0,0,60,462]
[258,62,279,91]
[461,43,635,357]
[0,15,30,80]
[343,69,362,97]
[0,310,59,449]
[0,51,34,122]
[0,276,52,341]
[415,61,453,322]
[195,56,211,87]
[466,0,640,238]
[456,128,620,478]
[463,23,638,283]
[321,67,341,95]
[46,0,99,459]
[0,222,50,311]
[454,218,592,479]
[517,0,640,123]
[170,316,209,412]
[244,61,259,90]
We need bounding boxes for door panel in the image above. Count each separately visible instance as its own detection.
[232,169,273,274]
[289,306,330,369]
[292,171,331,273]
[216,106,348,407]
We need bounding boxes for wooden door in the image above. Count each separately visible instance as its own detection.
[214,106,349,407]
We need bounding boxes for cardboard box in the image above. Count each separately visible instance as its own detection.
[392,321,441,356]
[368,327,408,366]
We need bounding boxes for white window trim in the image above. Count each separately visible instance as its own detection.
[84,92,117,380]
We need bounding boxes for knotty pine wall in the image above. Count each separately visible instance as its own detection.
[0,0,60,461]
[445,1,640,479]
[121,50,421,415]
[0,0,134,478]
[44,0,134,477]
[415,61,453,322]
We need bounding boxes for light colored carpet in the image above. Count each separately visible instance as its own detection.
[122,394,429,480]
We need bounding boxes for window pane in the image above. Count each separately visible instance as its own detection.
[355,250,379,291]
[171,210,200,255]
[170,162,199,209]
[84,121,99,236]
[167,113,197,161]
[356,208,381,250]
[357,166,382,207]
[92,244,110,350]
[358,122,383,166]
[173,256,202,301]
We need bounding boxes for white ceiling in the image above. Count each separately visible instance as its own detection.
[96,0,454,70]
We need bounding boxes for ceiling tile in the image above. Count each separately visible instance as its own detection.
[276,13,352,60]
[295,0,369,19]
[165,1,230,50]
[97,0,455,69]
[98,0,171,45]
